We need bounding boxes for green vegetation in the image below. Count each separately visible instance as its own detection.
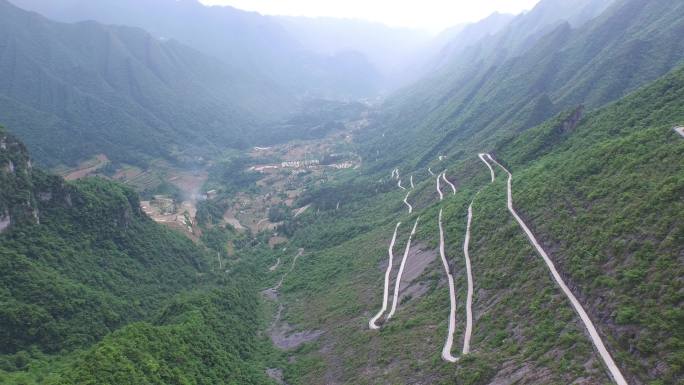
[1,0,683,384]
[0,0,291,168]
[494,65,684,382]
[358,0,684,175]
[263,65,684,384]
[44,287,268,385]
[0,128,280,384]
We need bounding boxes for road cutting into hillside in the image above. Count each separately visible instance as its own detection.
[438,208,459,362]
[461,203,475,355]
[410,175,415,189]
[264,249,304,300]
[403,192,413,214]
[485,154,628,385]
[398,179,406,190]
[456,153,500,355]
[442,172,456,195]
[269,257,281,271]
[387,218,420,320]
[438,154,494,362]
[479,153,495,182]
[369,222,402,330]
[436,174,444,201]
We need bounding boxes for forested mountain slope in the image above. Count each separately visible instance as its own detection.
[491,63,684,384]
[275,16,431,89]
[272,64,683,384]
[9,0,384,99]
[430,0,614,73]
[0,127,271,384]
[362,0,684,173]
[0,0,292,167]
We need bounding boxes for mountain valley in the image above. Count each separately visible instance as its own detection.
[0,0,682,384]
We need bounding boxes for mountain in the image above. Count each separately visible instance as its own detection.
[1,0,682,384]
[359,0,684,172]
[0,126,273,384]
[265,62,684,385]
[9,0,384,99]
[0,0,294,167]
[426,12,515,72]
[275,16,431,90]
[0,125,205,354]
[488,64,684,384]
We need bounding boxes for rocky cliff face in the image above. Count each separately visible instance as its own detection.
[0,128,36,232]
[0,128,76,232]
[0,127,145,235]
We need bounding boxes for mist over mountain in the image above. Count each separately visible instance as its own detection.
[275,16,432,90]
[362,0,684,170]
[0,0,682,384]
[10,0,388,99]
[0,0,298,167]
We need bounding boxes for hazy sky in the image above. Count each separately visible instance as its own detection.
[199,0,541,33]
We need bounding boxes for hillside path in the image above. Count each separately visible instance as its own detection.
[438,208,459,362]
[436,174,444,201]
[403,192,413,214]
[485,154,628,385]
[369,222,402,329]
[387,218,420,320]
[442,172,456,195]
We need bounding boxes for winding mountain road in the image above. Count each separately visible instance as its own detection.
[436,174,444,201]
[369,222,402,330]
[442,172,456,195]
[461,204,475,355]
[485,154,628,385]
[269,257,281,272]
[410,175,415,189]
[438,208,459,362]
[387,218,420,320]
[438,155,494,362]
[479,153,495,182]
[398,179,406,190]
[428,167,435,176]
[273,248,304,291]
[403,192,413,214]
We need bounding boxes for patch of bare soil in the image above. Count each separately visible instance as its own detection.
[269,236,288,248]
[488,362,554,385]
[266,368,286,384]
[270,321,325,351]
[141,199,199,239]
[223,209,245,230]
[168,170,208,200]
[63,154,109,180]
[262,287,279,301]
[395,243,438,304]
